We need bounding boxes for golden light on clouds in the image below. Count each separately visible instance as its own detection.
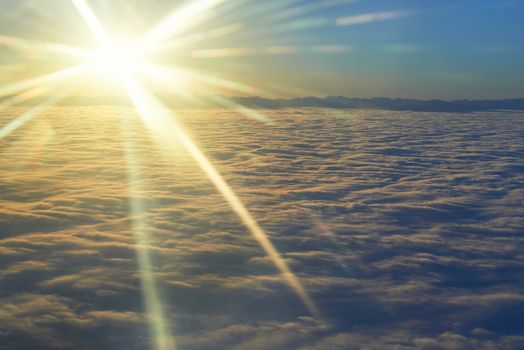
[0,1,324,349]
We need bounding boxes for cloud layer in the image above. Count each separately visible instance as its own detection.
[0,107,523,349]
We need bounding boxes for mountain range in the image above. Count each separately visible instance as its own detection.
[5,95,524,112]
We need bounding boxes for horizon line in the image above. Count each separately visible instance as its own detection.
[2,94,524,112]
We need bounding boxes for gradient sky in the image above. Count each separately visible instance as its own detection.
[0,0,523,99]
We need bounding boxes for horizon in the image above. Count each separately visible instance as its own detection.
[4,93,524,113]
[5,93,524,102]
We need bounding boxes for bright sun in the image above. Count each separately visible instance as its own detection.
[90,44,146,79]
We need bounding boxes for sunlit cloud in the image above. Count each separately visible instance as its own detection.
[268,17,331,35]
[269,0,357,23]
[337,10,408,26]
[192,45,350,58]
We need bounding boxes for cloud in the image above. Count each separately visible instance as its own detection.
[0,293,144,349]
[336,11,409,27]
[0,107,523,348]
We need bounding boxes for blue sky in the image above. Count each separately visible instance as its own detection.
[0,0,523,99]
[250,0,524,99]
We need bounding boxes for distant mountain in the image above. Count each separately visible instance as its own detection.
[226,96,524,112]
[5,95,524,112]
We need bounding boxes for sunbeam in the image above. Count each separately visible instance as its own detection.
[192,44,349,58]
[0,88,70,140]
[0,34,91,58]
[71,0,111,46]
[206,95,274,124]
[140,64,274,123]
[336,10,408,26]
[67,0,323,320]
[139,63,264,96]
[0,82,66,112]
[139,0,225,52]
[123,75,321,319]
[69,3,178,349]
[0,64,89,100]
[122,116,176,350]
[152,22,243,54]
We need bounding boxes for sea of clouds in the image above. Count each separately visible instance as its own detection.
[0,107,523,349]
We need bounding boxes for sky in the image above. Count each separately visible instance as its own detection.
[0,0,523,99]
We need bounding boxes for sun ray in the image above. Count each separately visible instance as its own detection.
[122,115,176,350]
[68,3,178,348]
[140,63,264,96]
[71,0,111,46]
[204,0,301,34]
[0,64,89,100]
[0,80,68,112]
[152,23,243,54]
[192,44,349,58]
[263,0,354,23]
[0,87,72,140]
[139,0,225,52]
[122,75,321,319]
[231,16,331,44]
[139,64,273,123]
[206,95,274,124]
[188,11,344,58]
[116,0,147,30]
[0,34,92,58]
[145,0,331,54]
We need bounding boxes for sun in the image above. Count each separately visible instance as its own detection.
[89,43,146,79]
